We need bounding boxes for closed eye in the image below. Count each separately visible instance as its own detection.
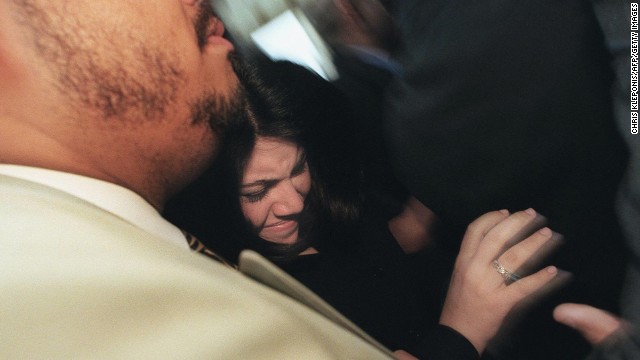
[241,180,277,203]
[241,189,268,203]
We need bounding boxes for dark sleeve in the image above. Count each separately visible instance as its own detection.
[410,325,480,360]
[385,0,625,228]
[586,328,640,360]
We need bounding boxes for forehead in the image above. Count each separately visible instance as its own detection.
[243,137,302,180]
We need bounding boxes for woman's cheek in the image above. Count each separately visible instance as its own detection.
[241,201,268,229]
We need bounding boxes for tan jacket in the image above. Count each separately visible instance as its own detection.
[0,174,393,359]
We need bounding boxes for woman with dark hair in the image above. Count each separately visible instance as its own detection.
[173,60,443,350]
[227,60,366,261]
[165,60,564,358]
[183,59,364,260]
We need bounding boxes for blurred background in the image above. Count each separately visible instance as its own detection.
[212,0,339,79]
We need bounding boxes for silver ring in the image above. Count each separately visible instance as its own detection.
[492,260,522,284]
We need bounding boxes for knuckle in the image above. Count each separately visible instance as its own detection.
[466,210,506,234]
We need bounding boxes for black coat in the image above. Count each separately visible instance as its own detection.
[385,1,629,359]
[281,206,473,357]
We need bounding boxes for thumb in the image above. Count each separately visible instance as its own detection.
[553,303,623,345]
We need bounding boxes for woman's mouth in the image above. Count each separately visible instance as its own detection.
[261,220,299,244]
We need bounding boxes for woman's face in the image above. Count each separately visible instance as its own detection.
[240,137,312,244]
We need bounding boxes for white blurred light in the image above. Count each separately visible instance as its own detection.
[250,9,338,80]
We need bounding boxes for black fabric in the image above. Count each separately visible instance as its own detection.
[586,328,640,360]
[412,325,481,360]
[280,206,452,352]
[385,1,629,359]
[589,1,640,359]
[332,46,409,219]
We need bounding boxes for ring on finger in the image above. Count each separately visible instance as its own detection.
[492,260,522,284]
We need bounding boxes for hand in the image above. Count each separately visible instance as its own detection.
[553,303,624,345]
[439,209,562,353]
[388,196,438,254]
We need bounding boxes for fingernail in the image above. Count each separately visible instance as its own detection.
[525,208,536,216]
[499,209,510,215]
[546,266,558,274]
[538,227,552,236]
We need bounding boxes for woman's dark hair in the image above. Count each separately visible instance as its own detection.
[166,60,365,264]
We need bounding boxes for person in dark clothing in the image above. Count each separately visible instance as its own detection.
[383,1,630,359]
[168,59,446,350]
[165,59,564,358]
[321,0,441,253]
[325,0,404,208]
[554,2,640,359]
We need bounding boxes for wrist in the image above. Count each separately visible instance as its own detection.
[438,318,486,354]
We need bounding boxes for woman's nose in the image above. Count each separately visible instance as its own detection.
[271,181,304,216]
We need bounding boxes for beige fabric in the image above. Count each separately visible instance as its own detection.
[0,164,190,249]
[239,250,394,356]
[0,175,393,359]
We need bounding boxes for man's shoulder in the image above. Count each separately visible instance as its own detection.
[0,175,393,360]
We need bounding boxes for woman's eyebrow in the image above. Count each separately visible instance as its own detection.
[241,179,278,188]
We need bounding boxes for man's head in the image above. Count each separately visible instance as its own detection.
[0,0,244,209]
